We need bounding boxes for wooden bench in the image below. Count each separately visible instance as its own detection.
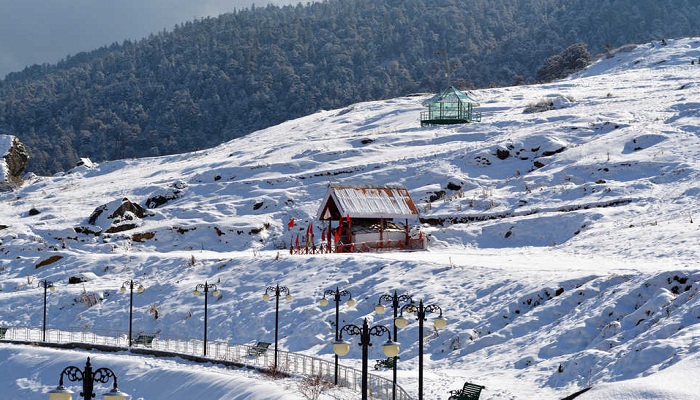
[448,382,485,400]
[374,356,398,370]
[0,327,7,339]
[248,341,271,356]
[133,334,156,348]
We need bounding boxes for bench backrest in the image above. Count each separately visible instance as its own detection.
[256,342,271,348]
[462,382,485,395]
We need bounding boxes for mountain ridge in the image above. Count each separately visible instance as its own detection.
[2,0,700,175]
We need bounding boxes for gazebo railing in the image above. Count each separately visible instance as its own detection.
[290,238,426,255]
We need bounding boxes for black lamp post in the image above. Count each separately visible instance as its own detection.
[395,300,447,400]
[320,286,355,385]
[48,357,129,400]
[333,318,400,400]
[119,279,145,347]
[263,284,293,370]
[39,279,56,342]
[374,291,413,400]
[193,281,220,356]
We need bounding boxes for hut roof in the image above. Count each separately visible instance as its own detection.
[316,185,420,220]
[422,86,480,107]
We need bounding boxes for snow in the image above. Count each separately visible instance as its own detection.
[0,134,14,184]
[1,37,700,399]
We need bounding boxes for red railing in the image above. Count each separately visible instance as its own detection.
[289,238,425,255]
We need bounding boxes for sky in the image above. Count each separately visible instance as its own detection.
[0,0,301,79]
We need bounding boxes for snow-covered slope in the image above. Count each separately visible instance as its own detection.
[1,38,699,399]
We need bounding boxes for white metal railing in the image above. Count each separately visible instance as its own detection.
[0,326,412,400]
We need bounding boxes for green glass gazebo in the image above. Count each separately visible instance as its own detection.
[420,86,481,126]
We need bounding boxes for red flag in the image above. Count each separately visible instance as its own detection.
[295,235,300,247]
[321,229,326,241]
[346,214,351,223]
[287,218,295,230]
[307,223,313,235]
[334,229,340,243]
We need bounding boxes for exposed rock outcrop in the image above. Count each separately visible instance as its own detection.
[76,197,153,235]
[0,135,30,191]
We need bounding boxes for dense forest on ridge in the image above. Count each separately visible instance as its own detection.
[0,0,698,175]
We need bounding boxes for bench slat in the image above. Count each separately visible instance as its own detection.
[248,341,272,356]
[448,381,485,400]
[133,334,155,347]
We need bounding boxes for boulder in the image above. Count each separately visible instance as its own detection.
[77,197,153,235]
[0,135,30,191]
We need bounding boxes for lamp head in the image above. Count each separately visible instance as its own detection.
[374,304,386,315]
[382,339,400,358]
[102,386,130,400]
[50,285,57,292]
[332,339,351,356]
[193,289,200,297]
[394,316,409,329]
[319,298,329,307]
[262,293,271,301]
[212,289,221,297]
[119,284,127,294]
[48,384,74,400]
[285,294,293,301]
[346,298,356,307]
[433,316,447,329]
[137,285,145,293]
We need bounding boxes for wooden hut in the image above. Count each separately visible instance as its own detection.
[420,86,481,126]
[316,184,424,252]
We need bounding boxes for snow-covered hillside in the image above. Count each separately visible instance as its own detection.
[1,37,699,399]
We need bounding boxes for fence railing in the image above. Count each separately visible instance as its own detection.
[291,238,426,255]
[0,326,412,400]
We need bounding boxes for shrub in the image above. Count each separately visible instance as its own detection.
[298,373,334,400]
[536,43,592,82]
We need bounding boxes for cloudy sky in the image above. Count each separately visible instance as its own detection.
[0,0,300,78]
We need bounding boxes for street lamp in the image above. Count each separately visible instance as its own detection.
[119,280,145,347]
[333,318,399,400]
[395,300,447,400]
[39,279,56,342]
[320,286,355,385]
[193,281,220,357]
[262,284,293,370]
[374,291,412,400]
[48,357,129,400]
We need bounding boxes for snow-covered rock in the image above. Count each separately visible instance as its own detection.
[0,135,29,191]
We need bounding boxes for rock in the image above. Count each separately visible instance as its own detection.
[146,181,186,208]
[77,197,153,235]
[0,135,30,191]
[109,198,148,220]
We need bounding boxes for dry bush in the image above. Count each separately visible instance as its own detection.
[260,364,291,379]
[149,304,160,319]
[298,373,334,400]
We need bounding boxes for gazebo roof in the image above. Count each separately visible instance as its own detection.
[316,185,420,220]
[422,86,480,107]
